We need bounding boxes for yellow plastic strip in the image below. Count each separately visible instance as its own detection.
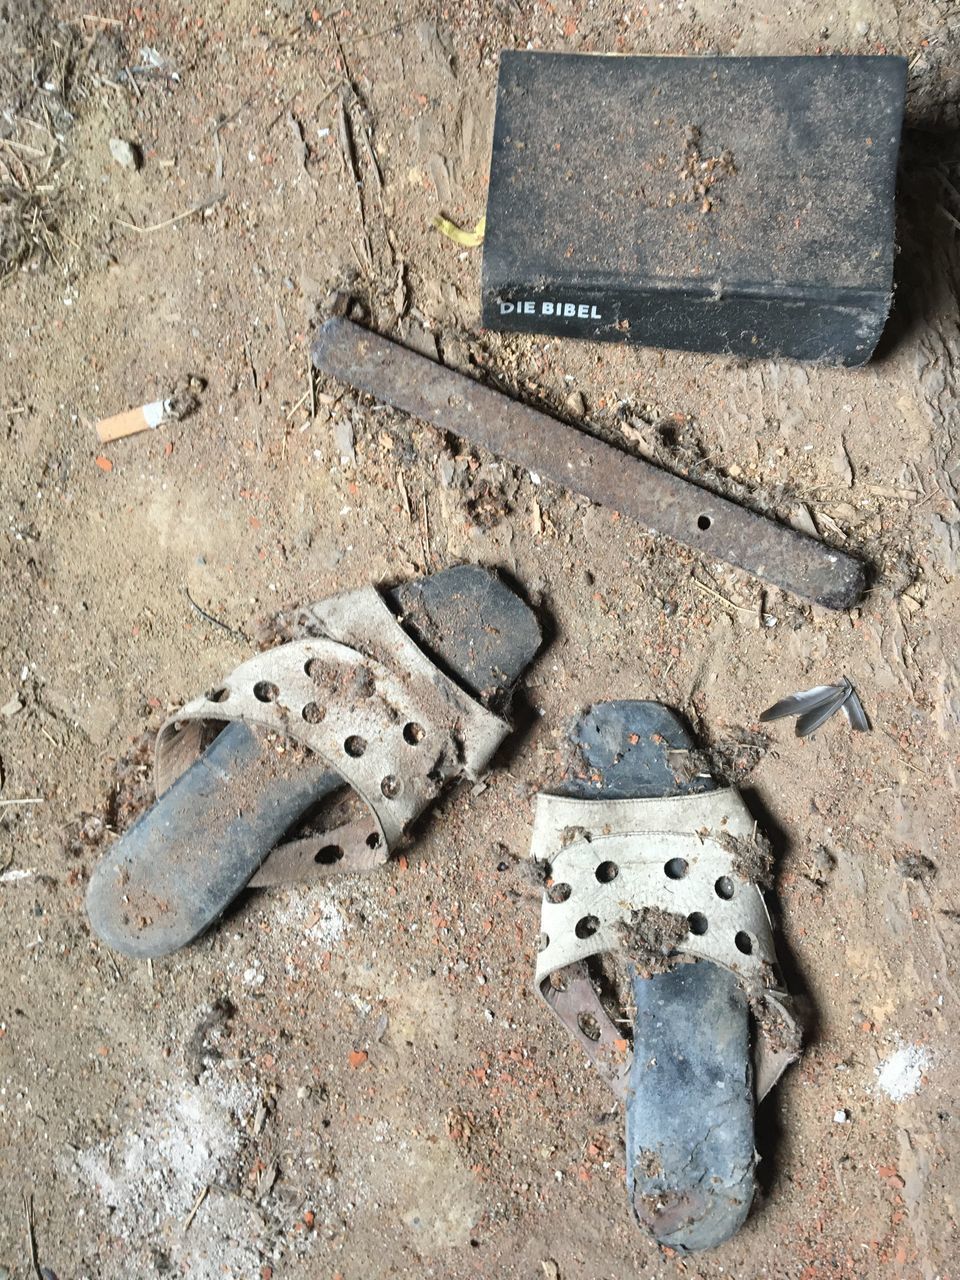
[432,213,486,248]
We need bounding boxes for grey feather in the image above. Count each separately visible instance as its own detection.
[760,684,843,723]
[794,684,852,737]
[842,687,870,732]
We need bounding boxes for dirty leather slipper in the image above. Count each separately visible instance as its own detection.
[531,702,800,1252]
[87,565,540,959]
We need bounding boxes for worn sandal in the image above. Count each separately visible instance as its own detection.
[531,701,800,1252]
[87,565,540,958]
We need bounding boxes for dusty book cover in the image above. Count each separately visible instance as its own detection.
[481,52,906,364]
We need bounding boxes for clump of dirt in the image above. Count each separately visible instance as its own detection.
[61,732,155,856]
[251,609,303,649]
[617,905,689,972]
[718,828,775,888]
[805,845,836,885]
[668,728,771,787]
[745,983,803,1058]
[634,1148,664,1179]
[640,417,772,515]
[655,417,710,470]
[670,123,737,214]
[444,1106,475,1146]
[559,824,590,848]
[735,955,803,1057]
[61,809,108,859]
[464,477,510,529]
[895,850,937,882]
[520,856,551,893]
[348,664,377,699]
[105,733,155,831]
[186,997,237,1082]
[709,730,771,784]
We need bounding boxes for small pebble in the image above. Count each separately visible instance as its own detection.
[564,390,586,417]
[834,1108,849,1124]
[109,137,142,171]
[1,693,23,718]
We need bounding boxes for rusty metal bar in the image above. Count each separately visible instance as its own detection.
[312,317,866,609]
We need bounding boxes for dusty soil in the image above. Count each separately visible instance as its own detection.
[2,2,960,1278]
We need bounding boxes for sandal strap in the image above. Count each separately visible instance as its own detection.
[155,586,510,868]
[532,788,799,1101]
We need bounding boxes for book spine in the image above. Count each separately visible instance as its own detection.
[481,281,888,365]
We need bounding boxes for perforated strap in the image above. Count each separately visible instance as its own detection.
[155,586,510,872]
[531,789,799,1101]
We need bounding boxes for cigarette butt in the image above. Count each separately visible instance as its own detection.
[95,399,168,443]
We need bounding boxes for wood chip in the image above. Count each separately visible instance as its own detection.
[255,1160,278,1201]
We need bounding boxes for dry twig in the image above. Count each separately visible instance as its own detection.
[183,1184,209,1232]
[115,192,225,235]
[23,1192,42,1280]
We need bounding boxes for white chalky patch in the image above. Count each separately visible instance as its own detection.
[875,1044,931,1102]
[75,1067,262,1279]
[273,888,347,948]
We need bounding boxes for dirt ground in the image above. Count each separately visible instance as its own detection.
[2,1,959,1277]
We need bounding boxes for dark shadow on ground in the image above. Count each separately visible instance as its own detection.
[873,124,960,363]
[741,783,815,1199]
